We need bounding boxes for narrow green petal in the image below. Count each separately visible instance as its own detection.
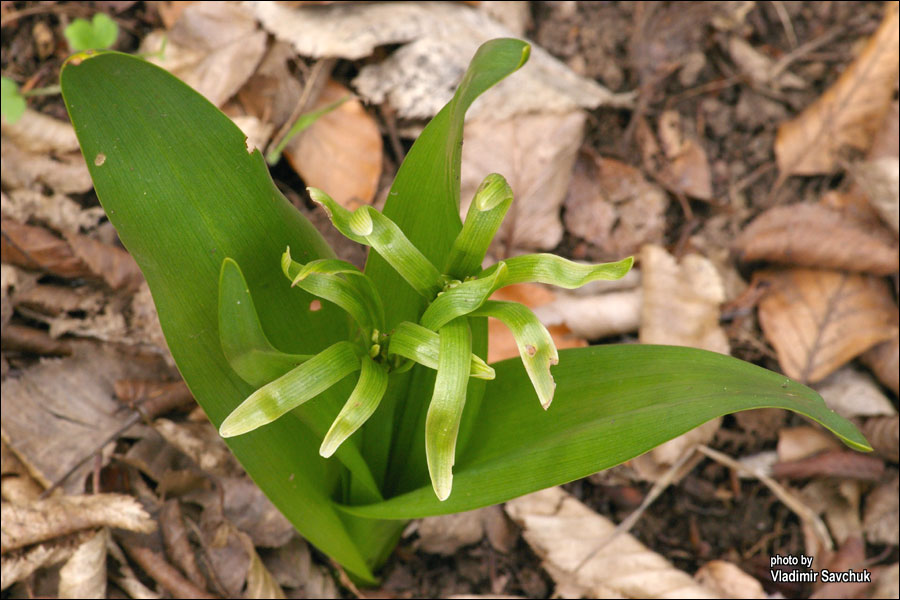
[309,188,444,298]
[282,249,378,333]
[282,252,385,332]
[220,341,361,438]
[471,301,558,409]
[308,187,368,244]
[480,254,634,288]
[389,321,495,380]
[355,205,444,298]
[425,318,472,501]
[445,173,513,278]
[420,262,508,331]
[219,258,311,387]
[320,356,390,458]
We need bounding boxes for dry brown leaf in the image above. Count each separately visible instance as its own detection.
[640,244,729,354]
[58,527,107,599]
[1,189,105,233]
[860,333,899,395]
[1,108,81,155]
[1,494,155,553]
[487,284,587,364]
[801,480,863,547]
[12,282,105,318]
[141,2,266,107]
[1,343,169,492]
[1,324,73,357]
[693,560,766,599]
[0,531,90,591]
[564,154,668,257]
[735,203,899,275]
[815,367,897,419]
[250,2,629,121]
[871,562,900,600]
[863,473,899,546]
[237,42,303,130]
[505,486,719,598]
[756,268,898,383]
[727,36,805,91]
[775,3,900,175]
[655,110,713,200]
[1,219,92,279]
[777,426,843,463]
[220,477,294,548]
[460,111,585,252]
[852,157,900,235]
[152,419,242,479]
[284,79,383,210]
[0,440,43,504]
[262,536,338,597]
[0,134,94,194]
[532,288,642,341]
[238,530,286,600]
[860,415,899,463]
[416,511,486,556]
[63,230,143,292]
[159,500,206,590]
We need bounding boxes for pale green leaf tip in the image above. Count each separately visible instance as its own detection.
[519,44,532,68]
[433,471,452,501]
[280,246,292,278]
[307,187,333,216]
[349,206,374,236]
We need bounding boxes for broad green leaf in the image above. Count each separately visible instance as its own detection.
[470,301,557,409]
[340,344,871,518]
[445,173,513,278]
[320,356,390,458]
[220,341,361,438]
[65,13,119,51]
[61,51,398,582]
[219,258,311,387]
[425,318,472,500]
[388,321,495,380]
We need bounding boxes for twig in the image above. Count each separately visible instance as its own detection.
[770,1,799,49]
[697,445,833,552]
[265,57,336,162]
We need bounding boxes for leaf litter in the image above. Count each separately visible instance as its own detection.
[3,1,899,597]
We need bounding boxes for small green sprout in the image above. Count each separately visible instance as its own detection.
[1,77,26,123]
[219,179,633,500]
[64,13,119,52]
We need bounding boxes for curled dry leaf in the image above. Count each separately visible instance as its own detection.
[153,419,242,479]
[860,415,899,463]
[860,333,899,396]
[238,530,286,600]
[62,230,143,292]
[564,154,668,257]
[694,560,766,600]
[416,510,487,556]
[852,157,900,235]
[58,527,107,600]
[775,3,900,175]
[505,487,719,599]
[250,2,629,121]
[284,79,383,210]
[532,288,642,341]
[0,494,155,553]
[654,110,713,200]
[461,110,585,253]
[221,477,295,548]
[863,473,899,546]
[262,537,338,597]
[815,367,897,420]
[756,268,898,383]
[1,219,93,279]
[1,189,105,233]
[773,450,885,481]
[141,2,266,107]
[735,203,899,275]
[0,531,91,591]
[1,324,72,357]
[800,480,863,547]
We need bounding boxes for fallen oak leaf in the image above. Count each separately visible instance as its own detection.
[775,2,899,175]
[735,203,899,275]
[756,268,898,383]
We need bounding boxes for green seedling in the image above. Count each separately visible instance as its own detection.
[61,39,870,584]
[64,13,119,52]
[1,77,26,123]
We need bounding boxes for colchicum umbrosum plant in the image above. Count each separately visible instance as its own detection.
[62,39,870,584]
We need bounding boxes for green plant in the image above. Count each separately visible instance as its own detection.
[61,40,869,584]
[1,77,26,123]
[64,13,119,52]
